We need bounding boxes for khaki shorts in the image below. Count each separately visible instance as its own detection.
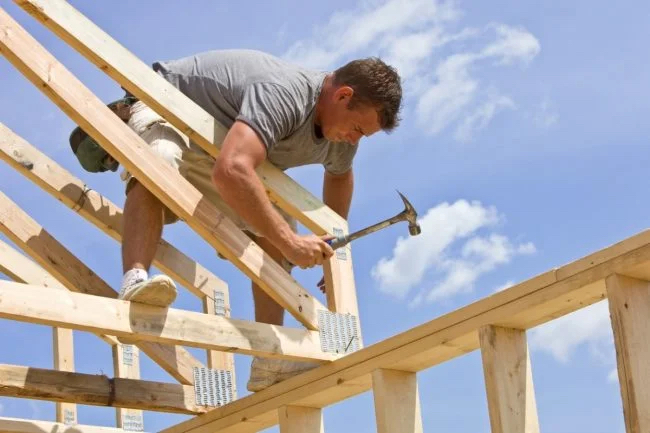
[122,101,297,237]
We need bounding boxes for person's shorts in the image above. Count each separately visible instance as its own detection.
[121,101,297,238]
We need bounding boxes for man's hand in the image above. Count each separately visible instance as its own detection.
[280,234,334,269]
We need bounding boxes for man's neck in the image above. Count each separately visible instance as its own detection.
[314,74,334,131]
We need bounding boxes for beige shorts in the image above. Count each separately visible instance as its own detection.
[122,101,297,237]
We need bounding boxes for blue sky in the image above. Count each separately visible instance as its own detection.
[1,0,649,431]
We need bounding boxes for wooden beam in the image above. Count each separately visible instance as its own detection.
[53,327,77,425]
[323,243,361,324]
[606,274,650,433]
[279,406,324,433]
[202,293,237,398]
[15,0,360,325]
[113,344,143,430]
[0,281,337,362]
[159,229,650,433]
[0,120,228,301]
[0,122,237,388]
[0,363,206,415]
[0,7,326,331]
[479,326,539,433]
[0,237,117,346]
[0,191,204,384]
[372,369,422,433]
[0,416,129,433]
[13,0,345,236]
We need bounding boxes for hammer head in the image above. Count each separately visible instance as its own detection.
[397,191,421,236]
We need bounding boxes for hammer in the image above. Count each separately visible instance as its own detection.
[327,191,421,250]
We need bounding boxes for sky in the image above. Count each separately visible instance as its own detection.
[0,0,649,432]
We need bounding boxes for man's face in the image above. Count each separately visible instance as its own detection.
[320,87,382,145]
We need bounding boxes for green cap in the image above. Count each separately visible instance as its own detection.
[68,125,118,172]
[68,96,136,172]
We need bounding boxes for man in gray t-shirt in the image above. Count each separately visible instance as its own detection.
[118,49,403,391]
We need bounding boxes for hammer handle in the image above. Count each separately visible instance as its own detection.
[327,236,349,250]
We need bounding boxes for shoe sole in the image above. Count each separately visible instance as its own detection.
[247,365,320,392]
[247,378,276,392]
[124,275,177,307]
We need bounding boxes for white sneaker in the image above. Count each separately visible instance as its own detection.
[118,274,177,308]
[246,357,320,392]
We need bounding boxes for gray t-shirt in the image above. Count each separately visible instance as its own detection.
[153,49,357,175]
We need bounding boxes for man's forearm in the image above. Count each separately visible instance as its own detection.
[323,170,354,220]
[213,163,294,248]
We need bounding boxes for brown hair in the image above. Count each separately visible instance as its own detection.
[333,57,403,131]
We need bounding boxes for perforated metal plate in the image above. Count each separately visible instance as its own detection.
[122,414,143,431]
[318,310,359,354]
[213,290,226,316]
[193,367,233,407]
[122,344,134,366]
[63,409,76,425]
[333,227,347,261]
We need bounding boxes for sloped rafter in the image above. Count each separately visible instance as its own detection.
[0,191,204,384]
[0,121,230,303]
[13,0,360,320]
[0,7,327,330]
[0,237,119,346]
[0,121,236,379]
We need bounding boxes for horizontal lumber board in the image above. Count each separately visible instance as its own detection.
[0,416,132,433]
[0,7,325,331]
[160,229,650,433]
[0,121,228,301]
[0,364,205,414]
[0,190,204,384]
[0,237,119,346]
[13,0,347,236]
[0,281,337,362]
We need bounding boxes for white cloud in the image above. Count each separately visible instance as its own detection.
[454,92,515,142]
[493,280,514,293]
[416,53,478,135]
[284,0,459,70]
[481,24,541,65]
[371,200,535,305]
[529,301,614,364]
[283,0,541,141]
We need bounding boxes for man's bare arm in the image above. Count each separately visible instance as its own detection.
[212,121,333,268]
[323,169,354,219]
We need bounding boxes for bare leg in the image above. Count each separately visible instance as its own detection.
[250,235,286,325]
[122,181,165,272]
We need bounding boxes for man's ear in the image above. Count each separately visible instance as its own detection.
[334,85,354,102]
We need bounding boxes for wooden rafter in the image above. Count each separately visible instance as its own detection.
[159,229,650,433]
[0,191,204,384]
[0,416,130,433]
[0,364,207,415]
[0,121,229,302]
[0,7,327,331]
[12,0,360,320]
[0,281,338,362]
[0,237,118,346]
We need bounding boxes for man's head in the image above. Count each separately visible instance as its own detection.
[316,57,402,145]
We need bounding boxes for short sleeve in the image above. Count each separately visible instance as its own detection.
[236,82,299,150]
[324,143,359,175]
